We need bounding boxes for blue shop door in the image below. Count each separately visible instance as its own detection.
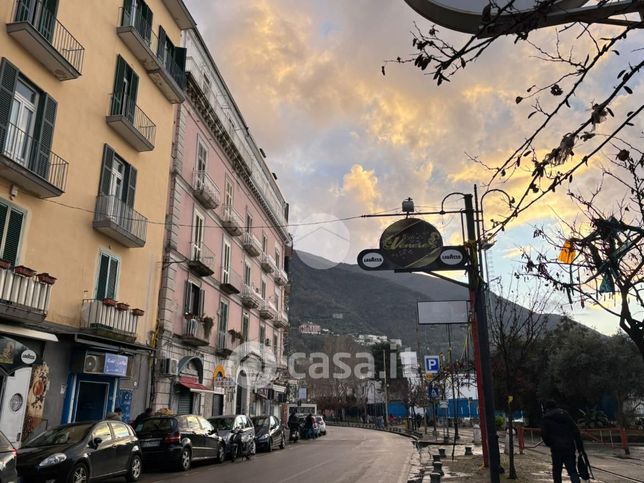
[117,389,133,423]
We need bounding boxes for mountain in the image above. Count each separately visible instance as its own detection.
[287,251,565,357]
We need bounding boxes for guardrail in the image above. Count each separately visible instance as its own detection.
[519,426,641,455]
[325,421,421,439]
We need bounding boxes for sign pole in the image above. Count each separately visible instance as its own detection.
[464,194,501,482]
[383,349,390,427]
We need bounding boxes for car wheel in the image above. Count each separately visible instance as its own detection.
[279,435,285,449]
[178,447,192,471]
[216,443,225,463]
[68,463,89,483]
[126,454,143,482]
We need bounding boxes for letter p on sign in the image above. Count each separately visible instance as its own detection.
[424,355,440,374]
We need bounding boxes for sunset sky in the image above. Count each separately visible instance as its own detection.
[185,0,642,335]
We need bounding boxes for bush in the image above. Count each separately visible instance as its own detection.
[495,415,506,429]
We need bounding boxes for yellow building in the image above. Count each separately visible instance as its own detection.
[0,0,194,445]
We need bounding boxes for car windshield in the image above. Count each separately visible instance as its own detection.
[0,431,13,452]
[135,417,176,433]
[24,424,91,448]
[210,417,234,430]
[252,417,269,428]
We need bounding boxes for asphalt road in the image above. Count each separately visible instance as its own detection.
[119,426,413,483]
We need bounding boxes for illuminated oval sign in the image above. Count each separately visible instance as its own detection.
[379,218,443,269]
[403,0,589,34]
[361,252,384,268]
[440,249,464,266]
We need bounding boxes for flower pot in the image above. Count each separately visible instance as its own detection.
[37,273,57,285]
[0,259,11,270]
[132,308,145,317]
[102,298,117,307]
[14,265,36,277]
[116,302,130,311]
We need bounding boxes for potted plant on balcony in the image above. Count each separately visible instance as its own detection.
[203,316,214,338]
[37,273,57,285]
[131,308,145,317]
[0,259,11,270]
[116,302,130,311]
[102,298,117,307]
[14,265,36,277]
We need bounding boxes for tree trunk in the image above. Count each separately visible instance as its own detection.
[507,407,517,479]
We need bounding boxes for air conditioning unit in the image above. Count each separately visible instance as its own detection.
[84,352,106,374]
[160,358,179,376]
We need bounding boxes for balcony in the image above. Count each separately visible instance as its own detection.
[215,330,232,357]
[241,284,260,309]
[259,300,277,320]
[241,232,261,257]
[274,268,288,286]
[93,195,148,248]
[0,123,68,198]
[116,7,185,103]
[221,204,243,236]
[0,264,55,323]
[187,243,215,277]
[106,94,156,152]
[161,0,196,29]
[260,254,276,274]
[178,316,211,347]
[81,299,142,343]
[192,170,220,209]
[219,266,240,295]
[7,0,84,80]
[274,311,289,329]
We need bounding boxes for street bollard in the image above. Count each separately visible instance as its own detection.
[465,446,473,456]
[430,471,441,483]
[432,454,441,462]
[443,435,449,444]
[433,460,444,476]
[439,448,446,458]
[473,424,481,444]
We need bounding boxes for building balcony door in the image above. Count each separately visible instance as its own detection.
[5,80,38,167]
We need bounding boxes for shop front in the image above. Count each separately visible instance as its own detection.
[173,356,219,415]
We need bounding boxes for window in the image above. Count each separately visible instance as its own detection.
[0,59,58,179]
[123,0,153,42]
[218,299,228,333]
[260,277,266,300]
[192,210,204,260]
[198,417,213,432]
[196,137,207,173]
[0,202,24,265]
[96,252,119,300]
[262,235,268,254]
[222,240,231,283]
[92,422,112,443]
[99,145,137,207]
[273,333,278,352]
[259,324,266,346]
[110,422,130,439]
[242,312,249,340]
[244,262,251,285]
[111,56,139,120]
[202,74,211,95]
[275,250,281,270]
[224,177,233,207]
[183,280,204,317]
[157,27,186,78]
[186,416,201,431]
[275,290,281,312]
[245,213,252,233]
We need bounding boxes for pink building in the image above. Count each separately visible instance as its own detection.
[154,29,290,417]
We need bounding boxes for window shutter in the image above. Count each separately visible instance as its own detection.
[2,208,22,265]
[111,56,126,115]
[107,257,118,299]
[157,26,167,61]
[39,0,58,42]
[33,93,57,179]
[174,47,187,87]
[122,0,133,26]
[0,204,7,262]
[96,254,110,299]
[183,281,191,315]
[127,69,139,120]
[99,144,114,196]
[125,164,137,207]
[199,289,205,317]
[0,59,19,148]
[140,1,153,42]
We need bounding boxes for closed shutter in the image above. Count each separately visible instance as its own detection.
[157,27,167,62]
[140,1,153,42]
[3,210,24,265]
[177,389,193,415]
[126,70,139,121]
[99,145,114,196]
[124,164,136,207]
[32,93,57,179]
[96,254,110,299]
[38,0,58,42]
[183,280,191,314]
[122,0,132,25]
[174,47,187,87]
[111,56,126,115]
[0,59,19,149]
[106,257,118,299]
[198,289,205,317]
[14,0,32,22]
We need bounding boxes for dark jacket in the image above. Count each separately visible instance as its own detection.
[541,408,582,454]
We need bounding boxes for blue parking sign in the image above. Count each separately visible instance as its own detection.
[424,355,440,374]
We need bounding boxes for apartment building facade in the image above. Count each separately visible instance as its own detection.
[154,29,291,418]
[0,0,193,446]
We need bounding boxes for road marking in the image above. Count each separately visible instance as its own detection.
[278,458,335,482]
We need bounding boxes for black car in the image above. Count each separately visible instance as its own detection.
[0,430,17,483]
[208,415,255,457]
[251,416,285,452]
[17,420,142,483]
[134,415,225,471]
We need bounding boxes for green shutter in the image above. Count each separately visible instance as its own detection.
[38,0,58,42]
[32,93,57,179]
[0,204,7,264]
[107,257,118,299]
[157,26,167,61]
[112,56,126,115]
[126,69,139,121]
[125,164,136,207]
[183,281,191,314]
[0,59,19,149]
[122,0,133,26]
[3,210,23,266]
[140,0,153,42]
[198,288,205,317]
[96,254,109,299]
[99,144,114,196]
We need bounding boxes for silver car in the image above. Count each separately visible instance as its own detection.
[315,415,327,435]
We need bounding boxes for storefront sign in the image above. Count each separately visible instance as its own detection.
[104,354,128,377]
[379,218,443,269]
[357,246,468,272]
[0,336,38,375]
[20,349,37,365]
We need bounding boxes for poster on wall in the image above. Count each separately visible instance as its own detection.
[22,363,50,442]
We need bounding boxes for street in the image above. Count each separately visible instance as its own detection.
[113,426,412,483]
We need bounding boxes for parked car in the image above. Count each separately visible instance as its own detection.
[208,415,255,458]
[17,420,141,483]
[315,415,327,436]
[0,430,17,483]
[134,415,225,472]
[251,416,286,452]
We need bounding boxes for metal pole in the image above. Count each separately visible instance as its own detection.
[448,326,459,441]
[383,349,390,427]
[464,193,501,482]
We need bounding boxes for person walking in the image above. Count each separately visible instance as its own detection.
[132,407,153,427]
[540,400,583,483]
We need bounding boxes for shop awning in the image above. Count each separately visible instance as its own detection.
[0,323,58,342]
[178,377,221,394]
